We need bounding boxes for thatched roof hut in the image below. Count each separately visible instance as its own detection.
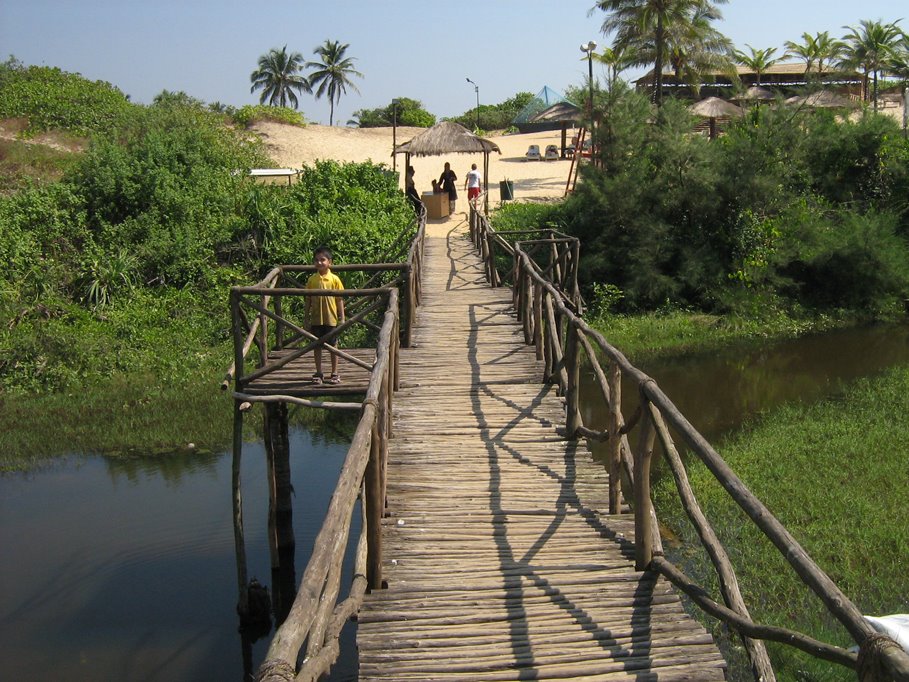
[733,85,775,103]
[529,102,582,158]
[394,121,500,212]
[529,102,582,124]
[394,121,500,157]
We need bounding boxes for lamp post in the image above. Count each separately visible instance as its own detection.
[466,78,480,131]
[391,98,400,173]
[580,41,597,159]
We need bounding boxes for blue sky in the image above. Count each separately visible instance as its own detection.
[1,1,905,125]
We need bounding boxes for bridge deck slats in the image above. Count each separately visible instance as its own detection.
[356,227,724,681]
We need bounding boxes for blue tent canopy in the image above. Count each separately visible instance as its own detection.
[513,86,575,125]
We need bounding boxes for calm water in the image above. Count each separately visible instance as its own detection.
[0,428,358,682]
[4,324,909,681]
[583,323,909,450]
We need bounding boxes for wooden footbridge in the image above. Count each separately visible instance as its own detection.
[227,205,909,682]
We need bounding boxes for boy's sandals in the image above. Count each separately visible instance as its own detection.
[311,373,323,385]
[327,373,341,385]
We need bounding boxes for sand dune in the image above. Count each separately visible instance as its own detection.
[250,121,574,204]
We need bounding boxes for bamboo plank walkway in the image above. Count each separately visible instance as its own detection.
[356,222,726,681]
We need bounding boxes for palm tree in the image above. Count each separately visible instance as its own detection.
[733,45,781,86]
[840,19,903,109]
[887,34,909,132]
[594,44,638,91]
[784,31,844,82]
[250,46,311,109]
[664,4,734,94]
[594,0,729,107]
[306,40,364,126]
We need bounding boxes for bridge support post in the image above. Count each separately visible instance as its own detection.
[608,363,623,515]
[565,323,581,438]
[634,399,656,571]
[366,420,384,590]
[232,400,249,617]
[533,283,544,361]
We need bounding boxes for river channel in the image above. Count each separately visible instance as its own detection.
[3,323,909,681]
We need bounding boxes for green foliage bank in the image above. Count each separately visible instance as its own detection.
[500,87,909,324]
[0,63,414,466]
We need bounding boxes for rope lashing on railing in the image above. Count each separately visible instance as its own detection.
[858,633,907,682]
[255,658,296,682]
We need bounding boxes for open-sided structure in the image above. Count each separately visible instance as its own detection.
[393,121,501,213]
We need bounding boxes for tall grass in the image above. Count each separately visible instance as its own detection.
[654,366,909,680]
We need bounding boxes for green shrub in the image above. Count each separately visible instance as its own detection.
[351,98,435,128]
[233,104,306,128]
[0,71,412,393]
[251,160,415,276]
[532,88,909,319]
[0,63,133,136]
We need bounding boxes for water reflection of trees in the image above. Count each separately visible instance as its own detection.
[104,449,222,484]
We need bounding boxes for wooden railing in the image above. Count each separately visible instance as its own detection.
[469,204,909,682]
[222,219,424,682]
[222,221,424,396]
[252,287,397,682]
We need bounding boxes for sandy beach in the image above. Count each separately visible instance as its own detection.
[249,101,906,226]
[250,121,574,205]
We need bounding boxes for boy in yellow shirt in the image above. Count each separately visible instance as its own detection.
[306,246,345,384]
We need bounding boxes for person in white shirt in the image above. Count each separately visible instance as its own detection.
[464,163,482,203]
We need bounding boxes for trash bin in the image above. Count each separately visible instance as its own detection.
[499,180,514,201]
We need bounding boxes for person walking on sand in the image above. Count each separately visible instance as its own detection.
[438,162,458,214]
[306,246,345,385]
[464,163,482,204]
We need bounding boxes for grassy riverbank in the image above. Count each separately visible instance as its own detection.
[0,358,232,471]
[653,362,909,681]
[588,308,845,364]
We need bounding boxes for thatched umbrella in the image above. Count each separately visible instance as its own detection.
[394,121,501,213]
[688,97,743,139]
[732,85,775,103]
[529,102,582,157]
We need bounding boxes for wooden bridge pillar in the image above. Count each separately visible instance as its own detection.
[634,399,656,571]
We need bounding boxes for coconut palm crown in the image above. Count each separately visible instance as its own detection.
[307,40,364,126]
[594,0,729,107]
[250,45,311,109]
[840,19,904,109]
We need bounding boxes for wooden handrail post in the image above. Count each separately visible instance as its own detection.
[232,400,249,618]
[608,362,623,515]
[378,373,389,526]
[257,293,268,368]
[274,291,284,350]
[365,420,383,590]
[468,205,476,245]
[392,313,400,393]
[230,289,245,389]
[522,271,533,345]
[487,231,498,287]
[571,239,582,311]
[634,395,656,571]
[533,282,543,361]
[402,263,413,348]
[512,251,521,310]
[565,322,581,438]
[542,291,553,383]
